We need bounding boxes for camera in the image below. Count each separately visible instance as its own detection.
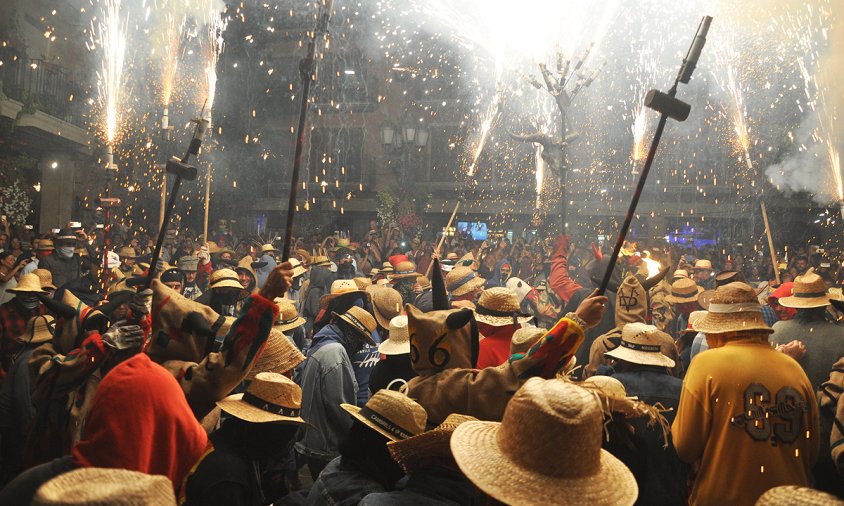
[69,221,82,229]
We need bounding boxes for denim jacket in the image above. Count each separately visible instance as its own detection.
[306,456,385,506]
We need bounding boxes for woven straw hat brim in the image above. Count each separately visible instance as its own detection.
[32,468,176,506]
[778,294,831,309]
[756,485,844,506]
[320,290,369,310]
[210,278,244,290]
[450,276,486,297]
[334,312,377,346]
[378,338,411,355]
[474,313,533,327]
[664,291,701,304]
[292,265,308,278]
[388,429,454,474]
[278,316,306,332]
[391,272,419,280]
[692,312,773,335]
[246,335,305,380]
[451,421,638,506]
[341,403,404,442]
[217,393,309,426]
[604,346,675,368]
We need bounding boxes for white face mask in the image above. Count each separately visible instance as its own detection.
[58,246,75,258]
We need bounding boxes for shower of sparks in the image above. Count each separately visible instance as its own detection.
[466,91,502,177]
[91,0,129,144]
[631,104,648,162]
[726,64,753,170]
[205,9,227,123]
[160,12,186,107]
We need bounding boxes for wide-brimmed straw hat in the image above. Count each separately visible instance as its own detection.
[756,485,844,506]
[692,282,774,335]
[445,266,486,297]
[289,258,307,278]
[217,372,309,425]
[275,298,306,332]
[474,287,532,327]
[388,413,478,474]
[118,246,137,259]
[380,262,395,274]
[678,310,707,338]
[208,268,243,290]
[245,328,305,380]
[33,467,176,506]
[510,327,546,355]
[416,275,431,291]
[341,389,427,441]
[778,271,831,309]
[334,306,377,346]
[261,243,277,254]
[579,376,671,437]
[379,315,410,355]
[694,259,713,271]
[371,286,404,329]
[19,315,55,345]
[672,269,689,279]
[605,322,676,368]
[33,269,57,291]
[9,273,46,294]
[353,277,372,290]
[450,378,638,506]
[320,279,368,308]
[310,255,331,267]
[664,278,702,304]
[392,260,418,280]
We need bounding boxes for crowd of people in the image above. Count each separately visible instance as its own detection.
[0,215,843,505]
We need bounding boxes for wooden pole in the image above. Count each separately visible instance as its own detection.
[203,165,211,246]
[159,174,166,230]
[425,200,461,278]
[760,201,781,285]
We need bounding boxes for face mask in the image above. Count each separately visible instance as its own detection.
[58,246,75,258]
[18,295,39,309]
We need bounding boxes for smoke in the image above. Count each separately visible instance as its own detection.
[765,2,844,204]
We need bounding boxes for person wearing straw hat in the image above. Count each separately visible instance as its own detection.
[602,321,689,505]
[360,413,478,505]
[450,377,638,506]
[391,260,418,304]
[692,258,714,289]
[39,229,94,290]
[117,246,138,275]
[183,373,308,505]
[673,282,820,506]
[301,255,336,333]
[664,277,703,339]
[195,268,244,316]
[412,274,433,312]
[474,287,533,369]
[31,467,177,506]
[771,270,844,392]
[369,315,417,395]
[285,257,308,311]
[0,272,46,371]
[818,354,844,497]
[177,256,203,301]
[275,297,308,351]
[306,390,427,505]
[256,243,279,288]
[295,306,378,479]
[445,265,486,309]
[0,315,55,481]
[32,268,57,296]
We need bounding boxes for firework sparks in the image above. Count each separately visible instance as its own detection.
[205,9,227,124]
[92,0,129,145]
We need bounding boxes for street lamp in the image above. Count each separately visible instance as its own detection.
[380,122,396,147]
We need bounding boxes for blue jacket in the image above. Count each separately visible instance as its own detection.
[306,456,385,506]
[352,328,382,406]
[612,368,688,506]
[295,324,357,461]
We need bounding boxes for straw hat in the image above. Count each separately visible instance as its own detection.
[310,255,331,267]
[714,270,745,287]
[208,268,243,290]
[320,279,369,308]
[510,327,545,355]
[506,277,533,303]
[756,485,844,506]
[458,252,478,270]
[117,246,137,259]
[32,468,176,506]
[36,239,54,251]
[261,243,277,254]
[353,277,372,290]
[217,372,309,425]
[380,262,395,274]
[474,287,532,327]
[19,315,55,345]
[236,256,257,281]
[289,257,307,278]
[673,269,689,279]
[388,413,478,474]
[335,306,377,346]
[369,268,380,277]
[376,278,389,286]
[9,273,46,294]
[341,389,427,441]
[694,259,713,271]
[664,277,702,304]
[379,315,410,355]
[678,310,707,338]
[450,378,638,506]
[33,269,57,291]
[245,328,305,381]
[778,271,831,309]
[275,298,306,332]
[579,376,671,432]
[415,275,431,291]
[692,282,774,335]
[445,266,486,297]
[371,286,404,328]
[55,229,78,241]
[392,260,418,280]
[605,322,676,368]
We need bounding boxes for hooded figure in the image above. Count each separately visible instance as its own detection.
[302,264,336,328]
[585,275,681,378]
[404,260,596,425]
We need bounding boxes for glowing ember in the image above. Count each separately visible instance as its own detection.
[92,0,129,144]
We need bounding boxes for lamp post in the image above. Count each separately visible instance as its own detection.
[380,119,429,179]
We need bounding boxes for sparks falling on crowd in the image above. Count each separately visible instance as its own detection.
[2,0,844,504]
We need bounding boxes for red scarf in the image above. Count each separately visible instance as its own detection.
[72,354,208,490]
